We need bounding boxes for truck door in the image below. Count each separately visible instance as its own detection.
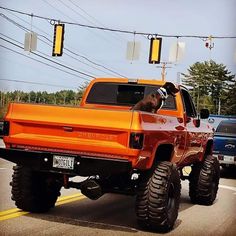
[181,89,203,163]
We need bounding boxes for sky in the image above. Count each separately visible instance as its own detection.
[0,0,236,92]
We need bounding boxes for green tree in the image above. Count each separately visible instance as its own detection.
[223,80,236,114]
[182,60,235,114]
[77,82,89,104]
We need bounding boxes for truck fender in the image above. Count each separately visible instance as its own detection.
[151,144,174,167]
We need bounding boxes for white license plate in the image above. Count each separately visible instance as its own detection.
[224,155,234,162]
[53,155,75,170]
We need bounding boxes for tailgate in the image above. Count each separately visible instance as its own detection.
[4,103,134,157]
[213,135,236,156]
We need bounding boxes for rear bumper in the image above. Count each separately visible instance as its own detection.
[0,148,132,176]
[213,154,236,166]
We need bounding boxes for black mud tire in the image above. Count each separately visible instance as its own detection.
[135,161,181,232]
[10,165,62,213]
[189,155,220,205]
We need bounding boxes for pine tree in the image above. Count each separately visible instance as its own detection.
[182,60,235,114]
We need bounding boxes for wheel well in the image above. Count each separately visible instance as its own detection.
[154,144,174,163]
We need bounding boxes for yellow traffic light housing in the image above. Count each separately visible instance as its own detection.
[52,24,65,56]
[149,37,162,64]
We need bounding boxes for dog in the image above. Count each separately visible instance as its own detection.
[132,82,179,113]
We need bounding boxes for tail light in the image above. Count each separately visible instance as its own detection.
[0,121,10,136]
[129,132,144,149]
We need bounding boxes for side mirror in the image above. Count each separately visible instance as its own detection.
[200,109,209,119]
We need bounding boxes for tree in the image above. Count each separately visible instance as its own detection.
[182,60,235,114]
[0,82,89,119]
[223,80,236,114]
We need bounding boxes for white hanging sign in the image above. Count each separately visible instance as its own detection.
[126,41,141,61]
[24,32,37,52]
[169,41,185,63]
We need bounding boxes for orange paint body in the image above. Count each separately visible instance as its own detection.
[3,78,213,170]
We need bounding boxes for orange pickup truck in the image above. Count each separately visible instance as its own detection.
[0,78,220,232]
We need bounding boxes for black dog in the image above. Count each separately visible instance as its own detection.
[132,82,179,113]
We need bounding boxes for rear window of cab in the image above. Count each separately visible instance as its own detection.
[216,121,236,136]
[86,82,176,110]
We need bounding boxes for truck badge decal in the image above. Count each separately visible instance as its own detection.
[225,144,235,149]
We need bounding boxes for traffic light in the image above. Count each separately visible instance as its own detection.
[52,24,65,56]
[149,37,162,64]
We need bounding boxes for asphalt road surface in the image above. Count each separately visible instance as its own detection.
[0,140,236,236]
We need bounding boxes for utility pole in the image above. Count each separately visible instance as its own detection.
[218,98,221,115]
[161,62,167,81]
[157,62,172,81]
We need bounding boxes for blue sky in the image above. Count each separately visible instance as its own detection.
[0,0,236,92]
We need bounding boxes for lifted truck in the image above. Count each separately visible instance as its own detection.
[0,78,220,232]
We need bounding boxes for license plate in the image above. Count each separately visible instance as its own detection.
[224,155,234,162]
[53,155,75,170]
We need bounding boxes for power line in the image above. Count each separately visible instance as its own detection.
[0,41,89,81]
[0,11,127,77]
[0,13,102,76]
[0,36,94,79]
[58,0,99,28]
[64,47,127,77]
[40,0,127,77]
[42,0,117,45]
[60,0,128,45]
[0,37,94,81]
[59,0,139,68]
[1,5,236,39]
[6,9,50,39]
[0,78,78,89]
[69,0,108,27]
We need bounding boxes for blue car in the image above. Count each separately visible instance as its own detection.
[213,120,236,167]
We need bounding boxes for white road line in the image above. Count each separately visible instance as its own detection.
[219,184,236,192]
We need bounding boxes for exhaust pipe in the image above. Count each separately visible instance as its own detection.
[80,179,103,200]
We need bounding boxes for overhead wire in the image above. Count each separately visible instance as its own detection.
[41,0,128,77]
[65,0,128,44]
[0,5,236,39]
[0,13,116,77]
[58,0,99,28]
[1,10,127,77]
[41,0,118,45]
[68,0,109,28]
[0,40,89,82]
[0,36,94,80]
[0,33,81,79]
[59,0,149,66]
[0,78,78,89]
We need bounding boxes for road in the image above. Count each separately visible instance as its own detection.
[0,139,236,236]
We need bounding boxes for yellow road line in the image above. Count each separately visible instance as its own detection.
[0,193,85,221]
[56,194,86,206]
[57,193,84,202]
[0,211,28,221]
[0,208,21,216]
